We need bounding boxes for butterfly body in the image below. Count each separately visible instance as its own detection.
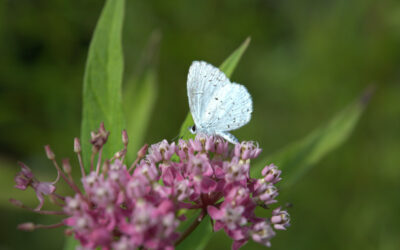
[187,61,253,144]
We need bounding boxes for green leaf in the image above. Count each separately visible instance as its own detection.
[252,87,374,188]
[176,215,213,250]
[68,0,125,249]
[124,70,157,161]
[80,0,126,169]
[63,237,78,250]
[178,37,251,140]
[124,31,161,162]
[219,37,251,78]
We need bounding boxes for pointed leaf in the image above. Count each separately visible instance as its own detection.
[252,87,373,188]
[219,37,251,77]
[178,37,251,139]
[80,0,126,169]
[67,1,125,249]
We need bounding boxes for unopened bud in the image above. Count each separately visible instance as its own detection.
[9,198,24,208]
[114,151,122,159]
[122,130,128,146]
[90,131,96,141]
[44,145,55,160]
[74,138,81,153]
[62,159,71,174]
[99,122,106,133]
[138,144,148,158]
[90,123,109,150]
[18,222,35,231]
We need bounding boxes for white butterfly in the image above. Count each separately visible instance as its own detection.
[187,61,253,144]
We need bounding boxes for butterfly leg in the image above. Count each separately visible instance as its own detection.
[216,131,239,144]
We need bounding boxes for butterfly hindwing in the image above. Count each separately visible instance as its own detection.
[199,82,252,132]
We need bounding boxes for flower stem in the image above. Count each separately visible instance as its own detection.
[95,147,103,175]
[174,211,206,246]
[77,151,86,178]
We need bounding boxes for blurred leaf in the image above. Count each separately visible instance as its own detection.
[124,70,157,161]
[124,31,161,162]
[80,0,126,169]
[176,215,213,250]
[178,37,251,140]
[63,236,78,250]
[252,87,374,188]
[219,37,251,78]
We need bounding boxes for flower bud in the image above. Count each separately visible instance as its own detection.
[74,138,81,153]
[18,222,35,231]
[62,159,72,174]
[122,130,128,146]
[44,145,55,160]
[9,198,24,207]
[137,144,148,158]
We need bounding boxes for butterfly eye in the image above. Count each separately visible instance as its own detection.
[189,125,197,134]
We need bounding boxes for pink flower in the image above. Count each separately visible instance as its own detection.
[208,205,247,230]
[262,164,282,184]
[234,141,262,160]
[271,207,291,230]
[14,162,56,210]
[12,124,289,250]
[250,221,276,247]
[14,162,33,190]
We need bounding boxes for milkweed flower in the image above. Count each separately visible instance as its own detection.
[12,123,290,249]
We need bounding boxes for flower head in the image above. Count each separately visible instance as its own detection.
[12,124,289,249]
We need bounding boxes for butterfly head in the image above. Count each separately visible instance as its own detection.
[189,125,197,134]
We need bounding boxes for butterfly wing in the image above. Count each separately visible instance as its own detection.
[200,82,253,132]
[187,61,229,127]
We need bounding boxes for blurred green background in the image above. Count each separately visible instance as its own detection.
[1,0,400,249]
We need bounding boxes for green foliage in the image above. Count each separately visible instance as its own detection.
[66,0,126,249]
[124,70,157,160]
[252,87,373,188]
[178,37,251,140]
[4,0,400,249]
[81,0,126,169]
[124,31,160,162]
[176,215,213,250]
[219,37,251,78]
[175,51,370,250]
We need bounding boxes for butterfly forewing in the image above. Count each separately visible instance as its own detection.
[187,61,229,127]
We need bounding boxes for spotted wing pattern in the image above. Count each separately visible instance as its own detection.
[187,60,253,139]
[187,61,229,127]
[199,82,252,132]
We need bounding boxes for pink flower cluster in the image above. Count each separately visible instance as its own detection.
[12,124,290,249]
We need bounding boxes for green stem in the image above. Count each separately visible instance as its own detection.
[175,212,206,246]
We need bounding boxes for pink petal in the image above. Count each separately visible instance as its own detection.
[207,206,223,220]
[201,176,217,193]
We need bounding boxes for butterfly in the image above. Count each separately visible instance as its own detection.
[187,61,253,144]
